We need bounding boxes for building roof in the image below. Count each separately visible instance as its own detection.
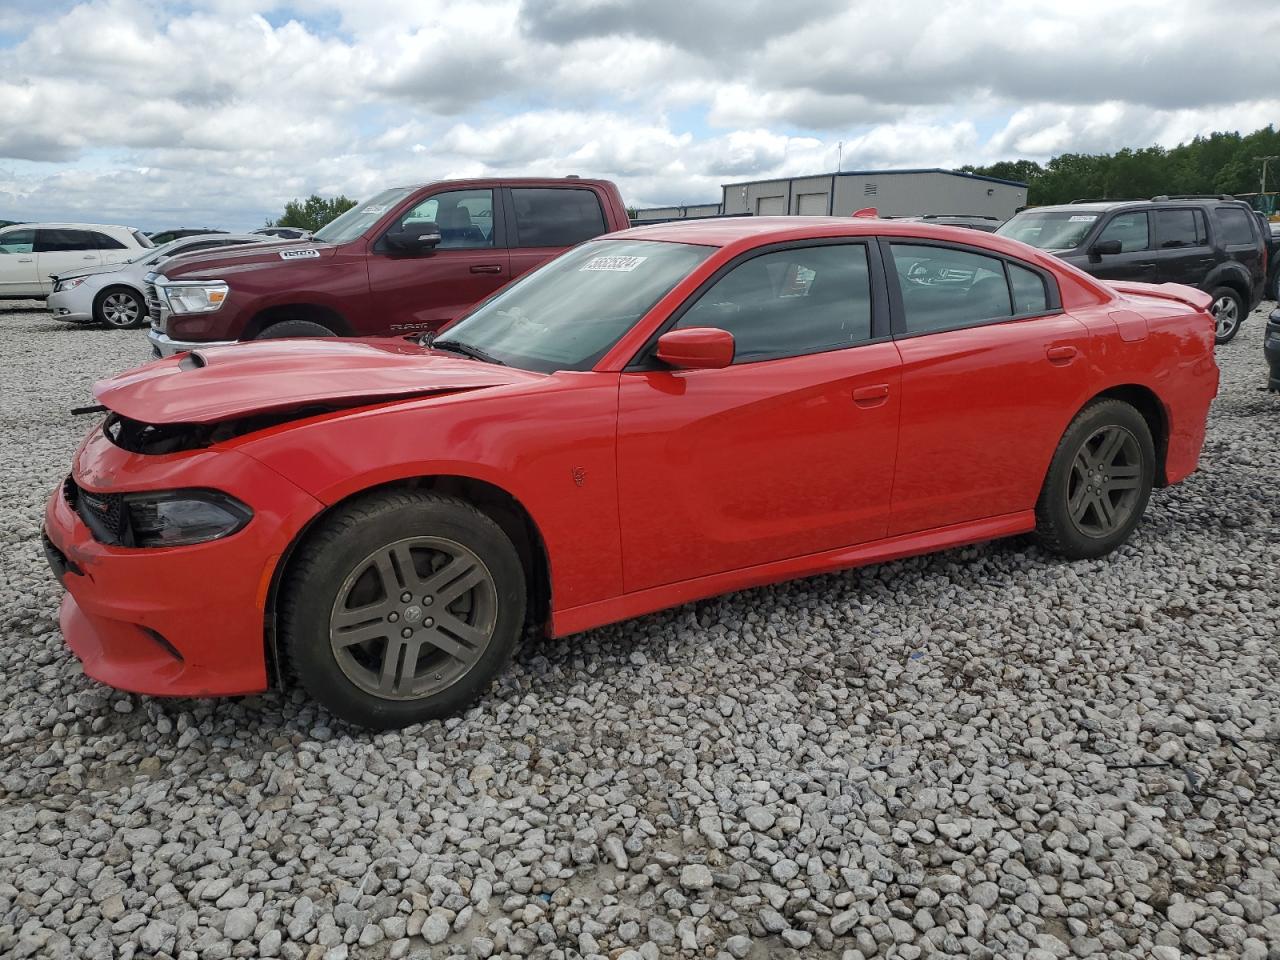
[720,168,1028,189]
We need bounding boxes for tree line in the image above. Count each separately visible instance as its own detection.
[961,125,1280,206]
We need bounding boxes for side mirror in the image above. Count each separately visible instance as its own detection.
[385,222,442,252]
[1091,239,1122,257]
[656,327,735,370]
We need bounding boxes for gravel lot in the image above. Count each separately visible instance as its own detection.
[1,300,1278,960]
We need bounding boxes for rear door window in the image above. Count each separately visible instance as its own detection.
[511,188,607,248]
[35,229,95,252]
[888,244,1013,334]
[1214,206,1257,245]
[1153,209,1207,248]
[1096,212,1150,252]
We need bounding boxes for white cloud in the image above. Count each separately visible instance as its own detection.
[0,0,1277,227]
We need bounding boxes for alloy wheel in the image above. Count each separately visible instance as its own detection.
[1066,425,1143,539]
[328,536,498,700]
[102,292,141,327]
[1212,295,1239,340]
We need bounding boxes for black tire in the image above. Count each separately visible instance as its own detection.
[94,286,147,328]
[1208,286,1245,344]
[256,319,336,340]
[1035,399,1155,561]
[280,491,526,729]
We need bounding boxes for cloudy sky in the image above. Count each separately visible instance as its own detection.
[2,0,1277,230]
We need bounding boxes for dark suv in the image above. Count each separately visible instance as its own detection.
[998,195,1266,343]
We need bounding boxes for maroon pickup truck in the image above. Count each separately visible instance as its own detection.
[146,177,630,356]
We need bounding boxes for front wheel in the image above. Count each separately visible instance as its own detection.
[95,287,147,328]
[1035,399,1155,560]
[280,491,526,729]
[256,319,337,340]
[1209,286,1245,344]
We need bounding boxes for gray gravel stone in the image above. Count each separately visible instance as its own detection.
[1,299,1277,960]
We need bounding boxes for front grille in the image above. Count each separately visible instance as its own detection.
[65,476,128,545]
[144,280,164,329]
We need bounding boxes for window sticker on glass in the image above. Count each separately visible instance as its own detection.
[1068,215,1097,222]
[580,255,648,272]
[363,204,391,215]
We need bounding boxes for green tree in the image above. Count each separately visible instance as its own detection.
[269,194,358,232]
[962,124,1280,207]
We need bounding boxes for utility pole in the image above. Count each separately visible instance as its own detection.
[837,141,844,173]
[1261,155,1280,195]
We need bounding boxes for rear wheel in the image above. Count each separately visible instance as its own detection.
[1209,286,1244,344]
[257,319,336,340]
[95,287,146,328]
[1036,399,1154,560]
[280,491,526,729]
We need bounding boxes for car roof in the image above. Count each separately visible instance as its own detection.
[608,215,1079,268]
[0,221,140,233]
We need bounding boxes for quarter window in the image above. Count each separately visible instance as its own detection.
[511,188,606,247]
[89,231,127,250]
[1009,263,1049,315]
[1213,206,1256,245]
[1096,212,1150,252]
[399,189,494,248]
[889,244,1012,334]
[673,244,873,363]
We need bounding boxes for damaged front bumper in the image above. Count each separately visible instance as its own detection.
[42,423,323,697]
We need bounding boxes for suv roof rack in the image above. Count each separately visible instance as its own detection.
[919,214,1001,220]
[1069,198,1139,204]
[1150,194,1236,202]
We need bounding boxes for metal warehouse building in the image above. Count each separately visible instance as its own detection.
[634,168,1027,222]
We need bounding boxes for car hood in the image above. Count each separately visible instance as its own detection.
[157,239,325,279]
[93,338,545,424]
[52,262,130,282]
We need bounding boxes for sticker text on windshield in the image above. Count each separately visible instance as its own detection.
[580,255,648,272]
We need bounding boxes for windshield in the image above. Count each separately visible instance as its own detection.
[312,187,416,244]
[437,239,714,373]
[129,237,194,264]
[997,210,1100,250]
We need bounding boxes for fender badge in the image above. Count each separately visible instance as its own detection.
[279,248,320,260]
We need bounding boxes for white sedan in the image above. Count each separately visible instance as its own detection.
[0,222,151,300]
[46,233,268,328]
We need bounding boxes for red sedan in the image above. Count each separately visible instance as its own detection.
[44,218,1219,728]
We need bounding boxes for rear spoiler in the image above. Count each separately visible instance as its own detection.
[1105,281,1213,312]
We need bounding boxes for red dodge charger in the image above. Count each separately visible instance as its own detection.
[44,217,1219,728]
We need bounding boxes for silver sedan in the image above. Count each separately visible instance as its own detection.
[46,233,267,328]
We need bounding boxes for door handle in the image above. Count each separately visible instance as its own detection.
[852,383,890,407]
[18,257,33,263]
[1046,345,1078,364]
[470,264,503,274]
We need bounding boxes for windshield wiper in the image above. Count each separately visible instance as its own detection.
[429,337,507,366]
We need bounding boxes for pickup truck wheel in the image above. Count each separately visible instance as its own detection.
[280,491,526,730]
[1208,287,1244,344]
[95,287,146,328]
[257,319,336,340]
[1035,399,1154,561]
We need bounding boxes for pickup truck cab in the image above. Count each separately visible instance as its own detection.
[147,178,630,356]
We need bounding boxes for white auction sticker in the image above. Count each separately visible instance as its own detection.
[1068,215,1097,222]
[580,255,647,272]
